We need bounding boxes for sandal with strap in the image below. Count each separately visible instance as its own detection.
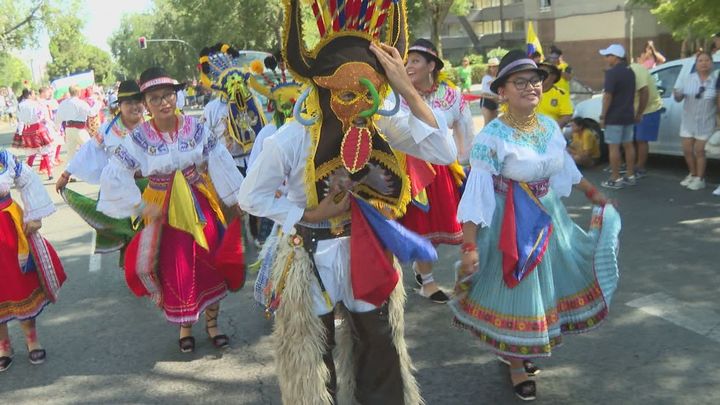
[205,310,229,349]
[0,341,12,372]
[510,367,537,401]
[179,325,195,353]
[0,354,13,372]
[27,347,46,365]
[497,355,541,376]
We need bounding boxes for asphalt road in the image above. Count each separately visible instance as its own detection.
[1,119,719,405]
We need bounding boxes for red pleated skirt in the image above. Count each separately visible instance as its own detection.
[19,123,53,149]
[401,164,463,245]
[124,188,228,324]
[0,209,53,323]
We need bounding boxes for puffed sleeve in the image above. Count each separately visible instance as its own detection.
[97,139,144,219]
[377,93,456,165]
[66,139,108,184]
[456,133,504,227]
[550,151,583,198]
[203,126,243,207]
[239,127,305,233]
[11,153,56,221]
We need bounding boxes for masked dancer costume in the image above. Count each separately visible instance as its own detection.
[97,68,245,352]
[239,1,458,403]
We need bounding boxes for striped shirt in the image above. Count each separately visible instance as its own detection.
[674,71,719,136]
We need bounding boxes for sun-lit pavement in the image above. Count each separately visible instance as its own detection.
[1,112,719,404]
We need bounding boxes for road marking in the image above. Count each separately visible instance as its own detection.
[626,292,720,343]
[88,230,101,273]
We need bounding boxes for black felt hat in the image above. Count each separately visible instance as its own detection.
[408,38,444,71]
[490,50,548,94]
[138,67,186,94]
[115,80,142,104]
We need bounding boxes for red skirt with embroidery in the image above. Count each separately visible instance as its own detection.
[0,205,64,323]
[401,164,463,245]
[16,123,53,149]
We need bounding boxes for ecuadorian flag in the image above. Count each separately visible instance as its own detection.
[526,22,543,59]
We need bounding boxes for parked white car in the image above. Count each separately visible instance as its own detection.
[574,54,720,157]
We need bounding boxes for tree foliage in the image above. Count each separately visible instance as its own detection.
[418,0,470,58]
[0,53,32,92]
[632,0,720,43]
[110,0,286,81]
[0,0,57,51]
[45,5,115,85]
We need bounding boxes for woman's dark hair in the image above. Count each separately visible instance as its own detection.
[571,117,593,130]
[410,51,440,81]
[18,88,32,102]
[695,50,712,60]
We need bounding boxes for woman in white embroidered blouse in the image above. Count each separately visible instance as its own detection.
[0,149,65,371]
[97,68,244,354]
[449,50,621,401]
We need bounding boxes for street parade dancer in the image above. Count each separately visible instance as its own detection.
[37,87,64,166]
[244,51,302,311]
[13,89,55,180]
[55,85,94,173]
[449,50,622,401]
[401,38,475,303]
[199,43,271,245]
[97,68,245,353]
[239,0,457,403]
[55,81,147,266]
[0,148,66,372]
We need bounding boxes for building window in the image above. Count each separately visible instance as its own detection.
[539,0,551,11]
[504,19,524,33]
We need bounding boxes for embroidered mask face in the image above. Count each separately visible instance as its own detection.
[271,83,302,119]
[313,62,385,131]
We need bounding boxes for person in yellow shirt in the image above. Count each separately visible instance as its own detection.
[548,47,572,94]
[629,63,663,178]
[568,117,601,167]
[537,62,573,127]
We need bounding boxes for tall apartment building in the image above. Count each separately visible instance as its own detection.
[439,0,679,90]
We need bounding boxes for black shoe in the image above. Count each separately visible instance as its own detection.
[497,356,541,376]
[179,336,195,353]
[417,288,450,304]
[415,273,423,287]
[0,356,13,372]
[513,379,537,401]
[28,348,46,365]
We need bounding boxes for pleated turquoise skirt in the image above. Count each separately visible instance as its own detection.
[449,190,621,358]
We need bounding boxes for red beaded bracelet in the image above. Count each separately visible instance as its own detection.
[585,187,598,200]
[461,242,477,253]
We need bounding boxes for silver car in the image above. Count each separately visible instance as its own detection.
[574,54,720,157]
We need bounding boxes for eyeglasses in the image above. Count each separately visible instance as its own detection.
[146,92,177,106]
[510,76,543,91]
[695,86,706,99]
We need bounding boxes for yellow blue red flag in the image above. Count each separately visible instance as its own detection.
[526,22,543,59]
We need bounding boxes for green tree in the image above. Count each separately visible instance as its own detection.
[46,6,116,85]
[632,0,720,54]
[420,0,471,58]
[0,53,32,92]
[0,0,58,51]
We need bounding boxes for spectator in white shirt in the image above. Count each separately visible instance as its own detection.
[55,85,93,166]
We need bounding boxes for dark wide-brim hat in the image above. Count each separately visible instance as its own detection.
[115,80,142,104]
[490,49,548,94]
[408,38,444,71]
[139,67,186,94]
[538,62,561,85]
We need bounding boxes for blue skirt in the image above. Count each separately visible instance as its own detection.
[449,190,621,358]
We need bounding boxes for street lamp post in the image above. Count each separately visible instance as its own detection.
[138,37,199,55]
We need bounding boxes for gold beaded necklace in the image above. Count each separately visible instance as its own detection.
[503,111,539,133]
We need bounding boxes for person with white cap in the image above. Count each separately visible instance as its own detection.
[598,43,637,189]
[480,57,500,125]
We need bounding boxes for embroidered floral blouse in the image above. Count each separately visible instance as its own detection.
[0,149,56,221]
[458,114,582,227]
[403,80,475,163]
[66,119,131,184]
[97,115,243,219]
